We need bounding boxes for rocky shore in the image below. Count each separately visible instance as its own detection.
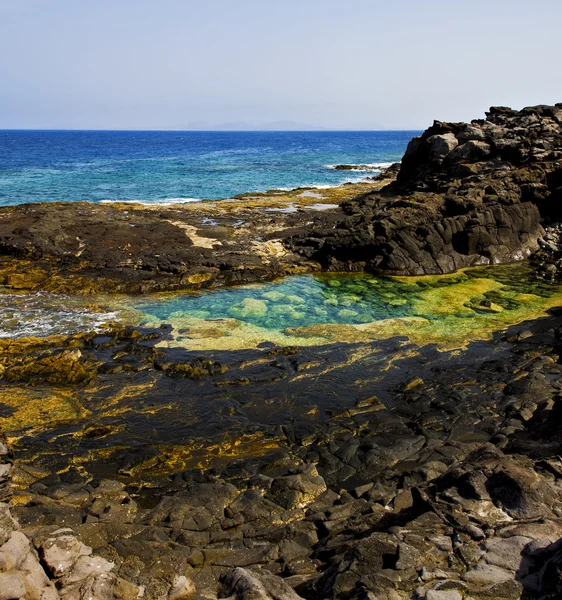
[2,103,562,600]
[291,104,562,276]
[0,104,561,294]
[0,182,373,295]
[3,314,562,599]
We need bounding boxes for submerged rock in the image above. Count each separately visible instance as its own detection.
[230,298,269,318]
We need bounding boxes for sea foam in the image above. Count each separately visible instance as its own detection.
[100,198,202,206]
[325,162,395,171]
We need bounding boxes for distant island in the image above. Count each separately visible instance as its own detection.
[176,120,329,131]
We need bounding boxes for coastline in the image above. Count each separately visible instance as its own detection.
[1,104,562,599]
[0,176,392,296]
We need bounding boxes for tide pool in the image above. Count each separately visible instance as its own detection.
[128,263,562,350]
[2,263,560,349]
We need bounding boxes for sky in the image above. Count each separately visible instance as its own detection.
[0,0,561,130]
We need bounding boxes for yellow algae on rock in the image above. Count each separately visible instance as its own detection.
[186,272,213,284]
[284,323,374,342]
[153,318,326,351]
[410,276,502,317]
[0,386,89,435]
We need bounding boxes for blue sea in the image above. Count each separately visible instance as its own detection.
[0,130,417,206]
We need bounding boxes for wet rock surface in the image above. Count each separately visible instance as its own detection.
[1,310,562,598]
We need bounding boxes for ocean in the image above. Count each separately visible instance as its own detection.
[0,130,418,206]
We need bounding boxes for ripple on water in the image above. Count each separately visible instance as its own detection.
[0,292,119,338]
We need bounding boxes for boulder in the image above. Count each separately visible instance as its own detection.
[427,133,459,161]
[221,567,304,600]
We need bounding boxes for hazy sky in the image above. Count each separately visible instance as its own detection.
[1,0,561,130]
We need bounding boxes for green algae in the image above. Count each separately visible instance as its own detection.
[127,262,562,350]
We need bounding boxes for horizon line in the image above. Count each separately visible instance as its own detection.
[0,127,423,133]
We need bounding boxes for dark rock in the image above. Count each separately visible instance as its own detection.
[289,104,562,276]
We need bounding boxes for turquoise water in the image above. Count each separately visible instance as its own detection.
[134,274,417,330]
[131,265,562,343]
[1,266,561,343]
[0,130,416,206]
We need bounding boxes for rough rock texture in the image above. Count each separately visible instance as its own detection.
[0,437,60,600]
[1,105,562,292]
[0,184,373,294]
[4,313,562,599]
[291,103,562,275]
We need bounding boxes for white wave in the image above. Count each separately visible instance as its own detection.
[306,175,371,189]
[307,203,338,211]
[325,162,396,171]
[261,177,367,193]
[0,292,120,339]
[100,197,202,206]
[158,197,203,205]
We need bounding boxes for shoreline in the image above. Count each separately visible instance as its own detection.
[0,176,392,296]
[1,104,562,599]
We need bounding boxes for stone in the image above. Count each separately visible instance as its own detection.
[269,466,327,509]
[457,125,486,142]
[231,298,268,318]
[463,564,513,586]
[448,140,491,162]
[167,575,196,599]
[114,577,144,600]
[482,536,533,572]
[59,554,114,587]
[0,531,30,571]
[0,503,16,546]
[19,551,59,600]
[60,572,116,600]
[222,567,304,600]
[427,134,459,160]
[0,572,26,600]
[425,591,462,600]
[41,532,92,577]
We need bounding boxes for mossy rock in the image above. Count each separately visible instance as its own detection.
[229,298,268,318]
[270,305,305,320]
[284,294,305,305]
[338,308,358,319]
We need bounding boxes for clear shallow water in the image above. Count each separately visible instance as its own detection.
[1,265,562,346]
[135,274,414,329]
[130,264,562,349]
[0,130,416,206]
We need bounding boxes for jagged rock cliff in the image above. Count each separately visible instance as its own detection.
[291,104,562,275]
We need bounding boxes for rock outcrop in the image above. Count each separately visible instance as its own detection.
[0,184,368,294]
[291,103,562,275]
[0,104,561,292]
